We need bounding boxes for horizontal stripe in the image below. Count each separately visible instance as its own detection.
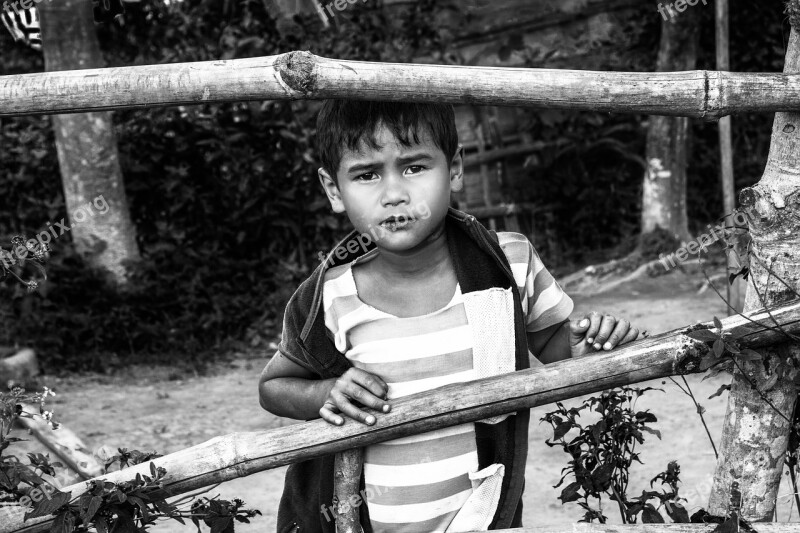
[347,324,473,364]
[368,488,472,524]
[348,302,466,345]
[365,473,471,506]
[382,422,475,445]
[356,348,473,383]
[388,369,476,398]
[371,508,460,533]
[364,451,479,486]
[366,428,476,465]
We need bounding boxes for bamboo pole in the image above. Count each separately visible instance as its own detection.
[4,52,800,119]
[3,300,800,533]
[716,0,742,315]
[483,526,800,533]
[333,448,365,533]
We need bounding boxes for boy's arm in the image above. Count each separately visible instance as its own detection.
[258,352,333,421]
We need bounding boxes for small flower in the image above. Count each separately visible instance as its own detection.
[26,280,38,293]
[42,387,56,397]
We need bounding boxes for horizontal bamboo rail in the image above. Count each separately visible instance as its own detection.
[3,299,799,533]
[3,52,800,119]
[486,526,800,533]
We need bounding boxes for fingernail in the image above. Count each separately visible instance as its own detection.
[366,416,375,424]
[587,338,594,344]
[383,405,390,412]
[603,342,612,350]
[335,418,342,424]
[594,343,601,350]
[579,319,589,327]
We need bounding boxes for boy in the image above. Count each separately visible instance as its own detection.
[258,101,640,533]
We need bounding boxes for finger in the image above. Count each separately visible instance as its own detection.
[602,320,630,350]
[584,312,603,344]
[351,368,390,400]
[619,328,640,345]
[319,401,345,426]
[331,389,378,425]
[592,315,618,350]
[343,380,391,413]
[569,316,591,340]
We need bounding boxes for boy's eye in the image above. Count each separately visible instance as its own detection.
[354,172,378,181]
[405,165,426,175]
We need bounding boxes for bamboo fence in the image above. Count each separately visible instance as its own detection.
[2,300,800,533]
[3,51,800,118]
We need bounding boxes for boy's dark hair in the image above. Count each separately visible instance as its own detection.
[316,100,459,184]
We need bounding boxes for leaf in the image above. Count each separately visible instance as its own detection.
[666,502,691,523]
[686,329,720,342]
[642,504,665,523]
[559,481,582,503]
[761,372,779,392]
[738,349,762,362]
[642,427,662,440]
[553,422,572,440]
[81,495,103,523]
[696,404,706,415]
[209,516,234,533]
[709,384,731,399]
[713,316,723,331]
[25,489,72,520]
[713,339,725,357]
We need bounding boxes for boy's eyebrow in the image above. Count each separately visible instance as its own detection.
[396,152,434,165]
[344,152,435,174]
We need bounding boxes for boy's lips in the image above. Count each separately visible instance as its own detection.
[379,216,415,231]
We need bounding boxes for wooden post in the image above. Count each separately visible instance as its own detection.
[707,1,800,519]
[333,448,365,533]
[715,0,743,315]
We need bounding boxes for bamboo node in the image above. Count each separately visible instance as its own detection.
[274,51,317,96]
[673,334,711,374]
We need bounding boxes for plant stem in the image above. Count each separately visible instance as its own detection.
[680,376,718,459]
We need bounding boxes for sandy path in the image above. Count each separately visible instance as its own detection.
[10,268,796,532]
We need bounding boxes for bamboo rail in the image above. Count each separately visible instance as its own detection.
[3,52,800,119]
[481,526,800,533]
[3,299,800,533]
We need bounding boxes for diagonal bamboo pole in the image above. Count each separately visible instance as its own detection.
[2,300,800,533]
[4,52,800,119]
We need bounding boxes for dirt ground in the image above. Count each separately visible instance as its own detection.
[9,266,798,532]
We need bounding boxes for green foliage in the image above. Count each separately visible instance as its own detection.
[542,387,691,524]
[0,386,260,533]
[0,0,791,370]
[0,0,458,372]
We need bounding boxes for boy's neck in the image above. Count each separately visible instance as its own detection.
[368,224,452,283]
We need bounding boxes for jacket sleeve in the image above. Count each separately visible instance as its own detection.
[275,280,319,375]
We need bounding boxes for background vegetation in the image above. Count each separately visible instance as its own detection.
[0,0,791,372]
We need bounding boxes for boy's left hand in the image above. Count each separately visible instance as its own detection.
[568,312,640,358]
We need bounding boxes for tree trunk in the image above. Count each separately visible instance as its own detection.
[640,9,698,243]
[37,0,139,288]
[707,6,800,519]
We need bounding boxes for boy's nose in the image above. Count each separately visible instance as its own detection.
[380,173,410,206]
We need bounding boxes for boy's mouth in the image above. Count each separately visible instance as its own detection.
[379,215,415,231]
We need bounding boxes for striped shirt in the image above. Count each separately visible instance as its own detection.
[322,232,573,532]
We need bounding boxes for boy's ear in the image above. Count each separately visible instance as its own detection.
[319,167,346,213]
[449,144,464,193]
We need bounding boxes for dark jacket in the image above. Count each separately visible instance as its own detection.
[275,208,531,533]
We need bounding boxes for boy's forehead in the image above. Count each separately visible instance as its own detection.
[344,122,438,158]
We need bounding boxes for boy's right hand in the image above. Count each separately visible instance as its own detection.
[319,368,392,426]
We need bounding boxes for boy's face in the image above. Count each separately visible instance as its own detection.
[319,122,463,254]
